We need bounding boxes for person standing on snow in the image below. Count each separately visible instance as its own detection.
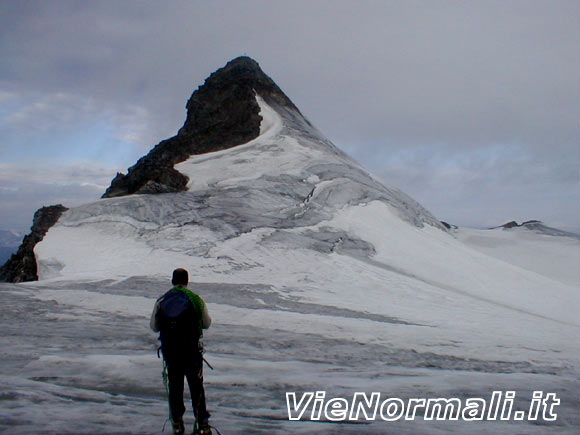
[151,268,212,435]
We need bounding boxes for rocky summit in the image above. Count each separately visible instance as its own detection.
[102,56,305,198]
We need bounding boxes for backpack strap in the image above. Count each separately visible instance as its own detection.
[170,286,205,334]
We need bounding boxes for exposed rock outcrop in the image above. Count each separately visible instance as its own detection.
[497,220,520,229]
[440,221,457,230]
[0,205,68,282]
[495,220,541,229]
[491,220,580,239]
[102,56,304,198]
[521,220,541,226]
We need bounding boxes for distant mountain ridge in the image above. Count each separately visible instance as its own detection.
[0,229,22,247]
[0,230,22,265]
[493,220,580,239]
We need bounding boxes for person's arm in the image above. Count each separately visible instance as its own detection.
[150,298,162,332]
[201,302,212,329]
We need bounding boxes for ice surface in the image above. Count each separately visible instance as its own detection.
[2,95,579,433]
[455,226,580,288]
[2,271,579,433]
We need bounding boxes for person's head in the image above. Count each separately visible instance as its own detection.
[171,268,189,286]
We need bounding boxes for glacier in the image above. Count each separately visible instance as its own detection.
[1,91,579,433]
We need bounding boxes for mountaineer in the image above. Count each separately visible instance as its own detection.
[151,268,212,435]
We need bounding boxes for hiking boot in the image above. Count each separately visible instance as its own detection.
[194,422,212,435]
[172,420,185,435]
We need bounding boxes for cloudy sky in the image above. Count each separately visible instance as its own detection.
[1,0,578,233]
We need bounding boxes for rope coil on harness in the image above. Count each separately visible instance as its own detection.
[158,347,174,432]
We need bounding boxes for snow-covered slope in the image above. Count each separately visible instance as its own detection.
[35,95,443,282]
[35,95,579,328]
[455,226,580,288]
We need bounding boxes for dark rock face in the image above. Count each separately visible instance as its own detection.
[103,56,302,198]
[0,205,68,283]
[497,220,520,229]
[521,220,541,225]
[440,221,457,230]
[495,220,542,229]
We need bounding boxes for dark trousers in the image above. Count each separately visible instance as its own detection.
[163,344,210,423]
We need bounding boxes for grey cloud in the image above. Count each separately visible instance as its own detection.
[0,162,116,186]
[373,146,580,232]
[0,182,102,233]
[0,162,116,232]
[5,1,576,151]
[1,90,159,157]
